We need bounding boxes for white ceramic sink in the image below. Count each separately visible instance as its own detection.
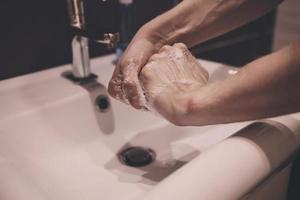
[0,55,299,200]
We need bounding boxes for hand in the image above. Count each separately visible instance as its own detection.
[139,43,209,125]
[108,28,163,109]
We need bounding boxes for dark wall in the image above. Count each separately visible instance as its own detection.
[0,1,275,80]
[0,0,174,80]
[0,1,73,80]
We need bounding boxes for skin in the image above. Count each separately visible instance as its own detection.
[140,43,209,110]
[145,40,300,126]
[108,0,300,126]
[108,0,284,109]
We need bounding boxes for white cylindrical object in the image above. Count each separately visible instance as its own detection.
[142,120,300,200]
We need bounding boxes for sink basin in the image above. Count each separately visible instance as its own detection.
[0,55,299,200]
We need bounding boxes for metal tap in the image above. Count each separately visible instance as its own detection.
[67,0,120,79]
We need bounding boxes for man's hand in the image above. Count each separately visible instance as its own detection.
[139,43,209,125]
[108,0,282,110]
[108,29,163,109]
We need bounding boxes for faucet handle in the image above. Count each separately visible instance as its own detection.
[95,33,120,49]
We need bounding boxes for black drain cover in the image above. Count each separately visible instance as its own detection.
[95,95,110,112]
[119,147,155,167]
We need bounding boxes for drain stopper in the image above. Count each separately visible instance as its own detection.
[119,147,155,167]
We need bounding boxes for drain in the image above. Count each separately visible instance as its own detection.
[95,95,110,112]
[119,147,156,167]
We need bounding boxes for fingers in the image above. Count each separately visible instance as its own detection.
[139,62,155,84]
[108,41,201,110]
[108,66,126,103]
[148,53,165,63]
[139,62,159,105]
[159,43,188,51]
[157,43,190,60]
[110,36,152,108]
[108,39,154,109]
[108,59,146,109]
[140,42,208,85]
[148,43,189,63]
[123,76,145,109]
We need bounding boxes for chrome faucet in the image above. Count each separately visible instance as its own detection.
[67,0,120,80]
[71,36,91,78]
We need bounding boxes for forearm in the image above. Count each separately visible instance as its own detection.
[140,0,283,47]
[155,39,300,126]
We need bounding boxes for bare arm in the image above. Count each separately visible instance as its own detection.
[150,39,300,126]
[109,0,284,109]
[143,0,283,47]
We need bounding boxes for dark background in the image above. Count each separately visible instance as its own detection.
[0,0,276,80]
[2,1,299,199]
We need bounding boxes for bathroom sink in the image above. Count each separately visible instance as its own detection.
[0,55,299,200]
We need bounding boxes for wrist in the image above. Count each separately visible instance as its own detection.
[138,0,212,48]
[136,24,168,51]
[152,82,204,126]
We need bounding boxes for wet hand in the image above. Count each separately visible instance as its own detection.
[108,31,162,109]
[139,43,209,124]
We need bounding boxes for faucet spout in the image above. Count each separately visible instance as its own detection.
[67,0,91,79]
[66,0,119,80]
[71,36,91,79]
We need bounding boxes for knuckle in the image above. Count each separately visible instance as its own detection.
[160,45,172,52]
[140,67,152,81]
[123,81,140,99]
[128,95,143,110]
[174,43,187,49]
[149,53,161,62]
[108,81,123,100]
[123,79,136,90]
[173,43,189,56]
